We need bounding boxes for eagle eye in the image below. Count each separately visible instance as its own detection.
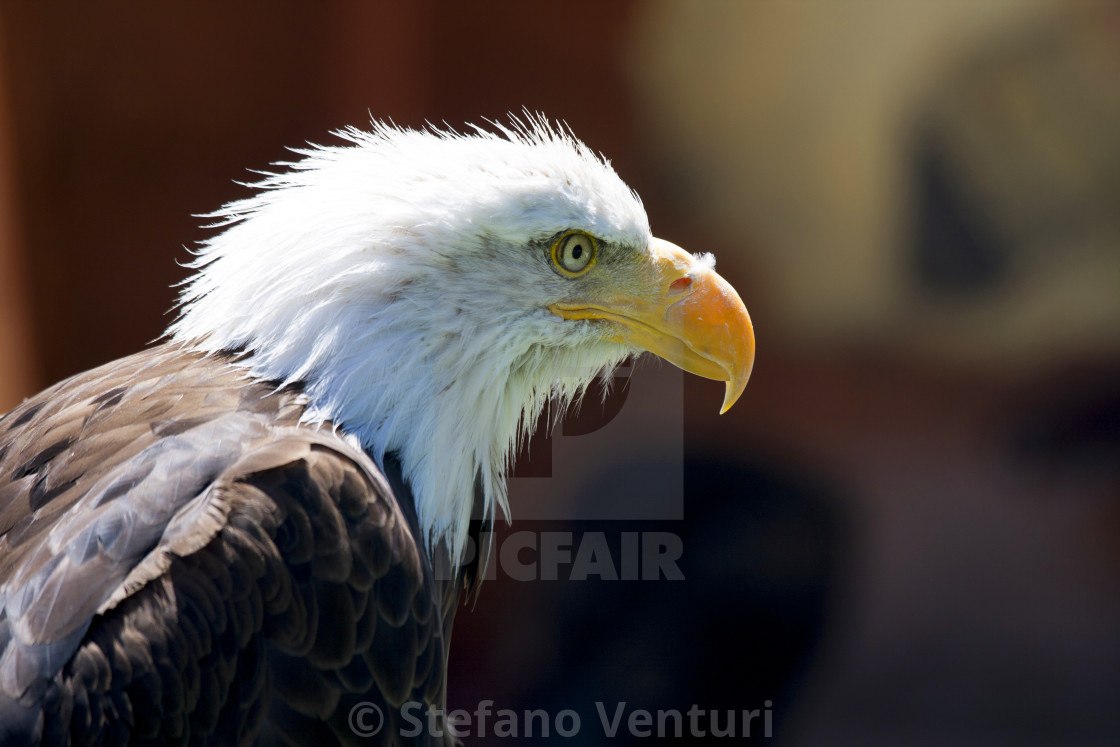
[551,231,598,277]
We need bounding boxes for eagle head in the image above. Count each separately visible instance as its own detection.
[169,117,754,562]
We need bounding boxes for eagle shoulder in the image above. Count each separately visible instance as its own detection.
[0,345,455,745]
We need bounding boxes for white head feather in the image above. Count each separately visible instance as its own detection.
[168,118,653,563]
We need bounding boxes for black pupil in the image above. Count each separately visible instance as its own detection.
[571,243,583,260]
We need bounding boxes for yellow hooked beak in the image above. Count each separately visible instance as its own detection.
[549,238,755,413]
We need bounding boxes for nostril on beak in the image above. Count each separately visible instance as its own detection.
[668,276,692,294]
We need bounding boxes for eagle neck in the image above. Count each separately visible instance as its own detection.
[288,310,551,567]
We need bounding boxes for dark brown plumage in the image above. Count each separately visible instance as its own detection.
[0,345,458,745]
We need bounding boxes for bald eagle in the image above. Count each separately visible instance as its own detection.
[0,119,753,744]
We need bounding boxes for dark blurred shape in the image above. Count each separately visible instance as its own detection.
[1008,364,1120,476]
[909,8,1120,298]
[456,457,847,744]
[911,128,1008,294]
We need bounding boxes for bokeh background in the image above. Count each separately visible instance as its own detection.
[1,1,1118,744]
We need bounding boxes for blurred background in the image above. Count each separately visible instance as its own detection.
[1,1,1118,744]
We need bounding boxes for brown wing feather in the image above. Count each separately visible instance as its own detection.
[0,345,460,745]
